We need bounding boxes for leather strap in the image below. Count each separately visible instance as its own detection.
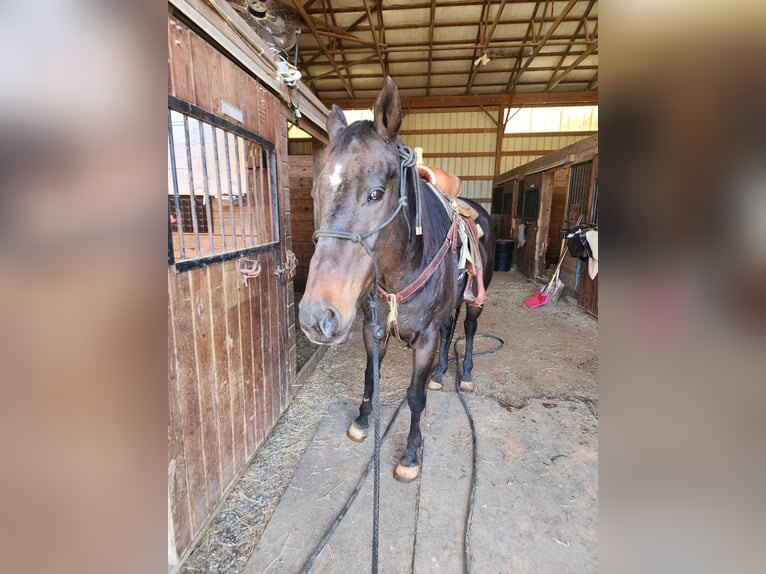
[377,235,452,306]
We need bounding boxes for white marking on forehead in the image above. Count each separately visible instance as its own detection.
[329,163,343,191]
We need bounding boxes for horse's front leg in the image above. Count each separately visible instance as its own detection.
[459,304,484,392]
[347,318,389,442]
[394,332,438,483]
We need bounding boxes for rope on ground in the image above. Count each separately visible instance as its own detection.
[299,317,503,574]
[298,398,407,574]
[454,337,479,574]
[370,291,382,574]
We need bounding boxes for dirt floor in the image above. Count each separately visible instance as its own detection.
[179,269,597,573]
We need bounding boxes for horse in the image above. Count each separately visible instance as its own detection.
[299,77,494,482]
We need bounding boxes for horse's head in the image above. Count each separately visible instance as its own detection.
[299,77,406,345]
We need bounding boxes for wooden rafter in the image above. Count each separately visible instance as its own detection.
[329,90,598,110]
[288,0,355,97]
[300,37,585,57]
[375,0,389,79]
[309,54,381,81]
[505,0,543,92]
[321,0,355,97]
[545,0,596,91]
[287,0,598,102]
[426,0,436,95]
[344,16,598,33]
[546,41,598,91]
[361,0,388,77]
[464,0,491,95]
[506,0,579,93]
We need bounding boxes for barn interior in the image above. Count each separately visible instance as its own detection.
[168,1,598,572]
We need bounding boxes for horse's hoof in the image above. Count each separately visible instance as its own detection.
[394,463,421,483]
[347,422,368,442]
[427,380,443,391]
[459,380,475,392]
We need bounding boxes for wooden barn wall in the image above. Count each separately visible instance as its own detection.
[398,107,595,214]
[287,154,314,290]
[168,11,298,565]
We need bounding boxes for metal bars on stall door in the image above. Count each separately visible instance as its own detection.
[167,98,279,269]
[565,160,593,227]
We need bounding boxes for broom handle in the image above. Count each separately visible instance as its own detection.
[546,240,569,289]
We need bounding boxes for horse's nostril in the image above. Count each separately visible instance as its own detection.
[319,308,339,338]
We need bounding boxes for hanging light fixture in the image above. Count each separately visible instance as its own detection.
[473,52,491,67]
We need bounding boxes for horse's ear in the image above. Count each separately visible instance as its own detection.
[373,76,402,140]
[327,104,348,142]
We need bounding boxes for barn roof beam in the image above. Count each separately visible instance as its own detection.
[465,0,509,95]
[288,0,355,98]
[328,90,598,111]
[425,0,436,95]
[375,0,389,78]
[545,0,596,91]
[349,16,597,33]
[506,0,579,93]
[299,37,595,57]
[546,41,598,91]
[319,0,355,98]
[361,0,388,78]
[309,54,381,81]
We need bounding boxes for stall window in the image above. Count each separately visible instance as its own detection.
[167,99,279,270]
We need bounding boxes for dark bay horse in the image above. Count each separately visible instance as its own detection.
[299,77,494,482]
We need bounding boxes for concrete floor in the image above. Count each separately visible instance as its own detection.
[242,270,598,574]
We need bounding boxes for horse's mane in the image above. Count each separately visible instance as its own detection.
[404,153,453,267]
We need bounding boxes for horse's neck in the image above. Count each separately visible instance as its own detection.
[378,222,424,293]
[379,178,448,293]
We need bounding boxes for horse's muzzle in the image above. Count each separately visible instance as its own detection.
[298,299,353,345]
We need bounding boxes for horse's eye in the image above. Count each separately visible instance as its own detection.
[367,188,384,203]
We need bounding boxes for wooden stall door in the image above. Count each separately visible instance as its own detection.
[517,220,538,277]
[517,174,542,278]
[579,271,598,317]
[168,12,293,567]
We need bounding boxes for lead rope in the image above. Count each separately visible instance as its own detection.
[368,289,384,574]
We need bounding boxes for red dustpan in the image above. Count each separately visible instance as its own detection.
[524,288,549,308]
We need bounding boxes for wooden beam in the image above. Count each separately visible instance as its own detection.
[309,54,381,81]
[375,0,389,78]
[361,0,387,77]
[348,15,598,33]
[506,0,578,92]
[478,105,500,127]
[308,64,597,82]
[400,127,497,135]
[587,74,598,90]
[546,41,598,91]
[494,105,510,175]
[300,38,593,57]
[308,27,376,47]
[426,0,436,96]
[328,91,598,110]
[287,0,355,98]
[322,0,356,99]
[544,0,596,91]
[465,0,493,95]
